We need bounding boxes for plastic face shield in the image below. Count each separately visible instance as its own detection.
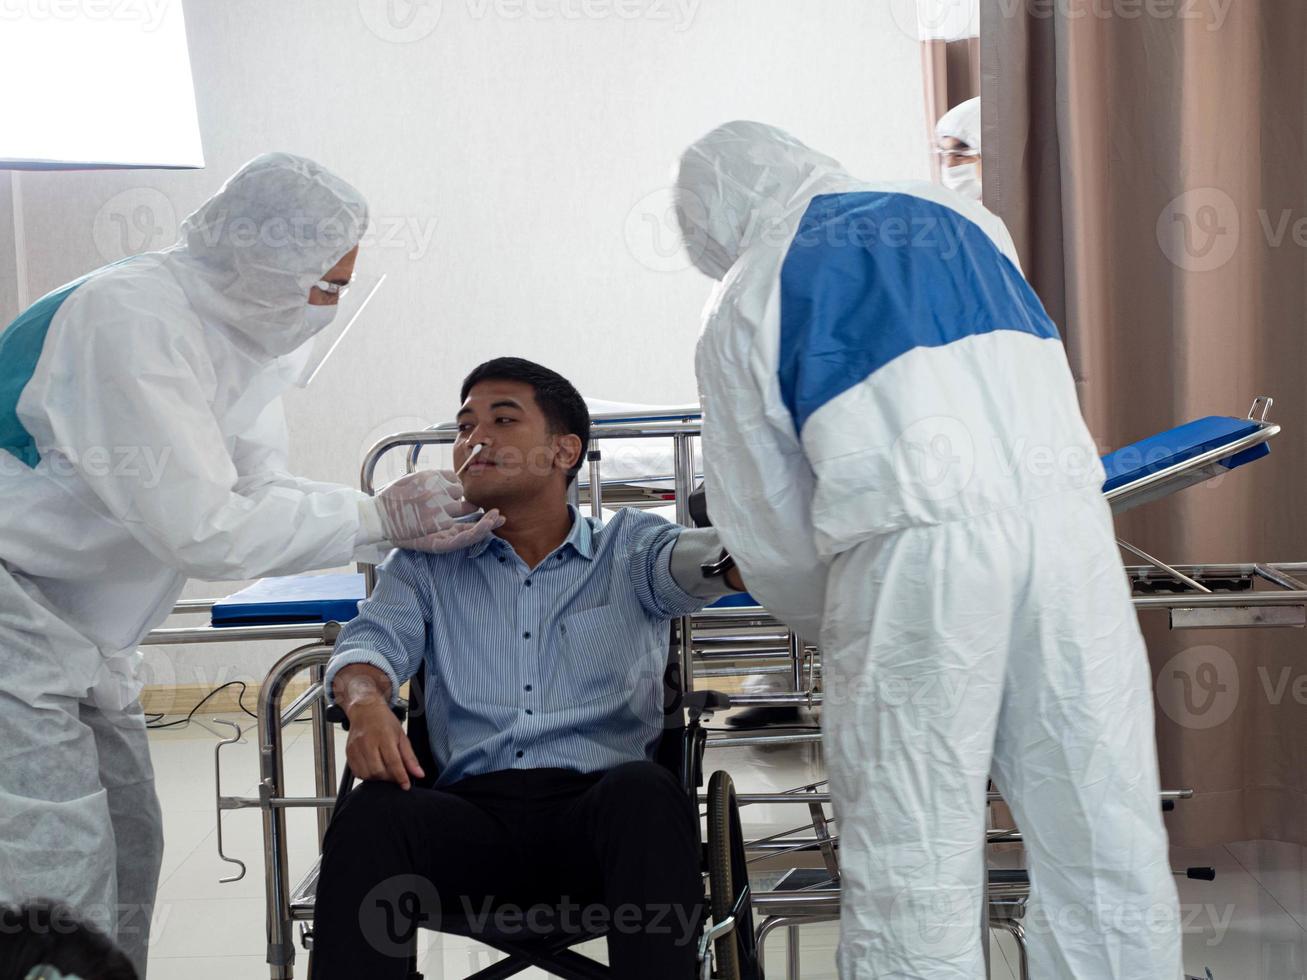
[293,270,386,387]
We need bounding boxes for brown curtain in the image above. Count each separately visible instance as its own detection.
[982,3,1307,846]
[922,37,982,179]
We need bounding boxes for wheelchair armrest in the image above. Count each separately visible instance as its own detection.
[683,690,731,718]
[324,699,409,732]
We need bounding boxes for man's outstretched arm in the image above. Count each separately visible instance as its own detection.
[324,551,433,789]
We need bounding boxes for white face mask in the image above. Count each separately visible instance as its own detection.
[304,302,339,333]
[941,163,983,203]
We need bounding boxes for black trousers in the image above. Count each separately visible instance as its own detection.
[310,761,704,979]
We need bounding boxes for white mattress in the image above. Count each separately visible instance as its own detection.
[581,397,702,486]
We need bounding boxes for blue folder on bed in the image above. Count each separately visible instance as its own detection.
[211,573,366,627]
[1100,415,1269,492]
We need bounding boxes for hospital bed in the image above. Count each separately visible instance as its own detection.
[180,396,1288,978]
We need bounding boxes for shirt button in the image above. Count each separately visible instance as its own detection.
[525,579,532,587]
[523,631,531,639]
[498,556,506,564]
[516,750,524,759]
[524,685,533,691]
[525,709,534,715]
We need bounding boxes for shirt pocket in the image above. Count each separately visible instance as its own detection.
[554,604,659,705]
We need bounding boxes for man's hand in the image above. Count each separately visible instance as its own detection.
[344,701,426,790]
[334,664,426,790]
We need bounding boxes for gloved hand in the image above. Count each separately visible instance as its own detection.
[363,469,477,544]
[395,508,506,554]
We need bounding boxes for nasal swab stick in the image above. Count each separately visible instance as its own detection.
[456,443,485,478]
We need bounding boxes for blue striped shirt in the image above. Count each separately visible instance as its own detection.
[324,507,708,786]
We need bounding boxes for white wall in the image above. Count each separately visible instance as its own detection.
[0,0,927,689]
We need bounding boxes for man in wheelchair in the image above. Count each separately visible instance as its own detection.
[312,358,745,979]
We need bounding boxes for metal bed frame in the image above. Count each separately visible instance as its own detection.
[163,398,1289,979]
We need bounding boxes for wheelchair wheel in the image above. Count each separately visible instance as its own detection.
[707,770,759,980]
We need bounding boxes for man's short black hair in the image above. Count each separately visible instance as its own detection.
[460,357,591,483]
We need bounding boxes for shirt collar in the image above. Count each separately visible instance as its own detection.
[468,505,595,561]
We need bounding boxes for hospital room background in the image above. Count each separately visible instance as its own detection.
[2,0,1306,977]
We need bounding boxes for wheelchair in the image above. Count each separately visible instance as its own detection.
[306,659,761,980]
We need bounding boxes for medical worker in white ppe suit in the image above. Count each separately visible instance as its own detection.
[675,121,1180,979]
[0,153,499,976]
[935,97,984,203]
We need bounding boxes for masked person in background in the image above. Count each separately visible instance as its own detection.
[675,121,1180,979]
[935,96,983,203]
[0,153,500,977]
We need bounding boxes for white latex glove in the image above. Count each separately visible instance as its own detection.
[395,508,507,554]
[362,469,478,544]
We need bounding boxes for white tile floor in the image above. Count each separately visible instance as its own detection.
[141,713,1307,979]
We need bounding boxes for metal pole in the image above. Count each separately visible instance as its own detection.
[259,644,334,979]
[674,432,696,694]
[1117,539,1213,594]
[309,664,337,846]
[789,632,803,693]
[787,925,802,980]
[11,171,29,311]
[587,437,604,519]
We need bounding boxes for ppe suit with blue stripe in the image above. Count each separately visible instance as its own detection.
[0,154,385,976]
[678,122,1180,979]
